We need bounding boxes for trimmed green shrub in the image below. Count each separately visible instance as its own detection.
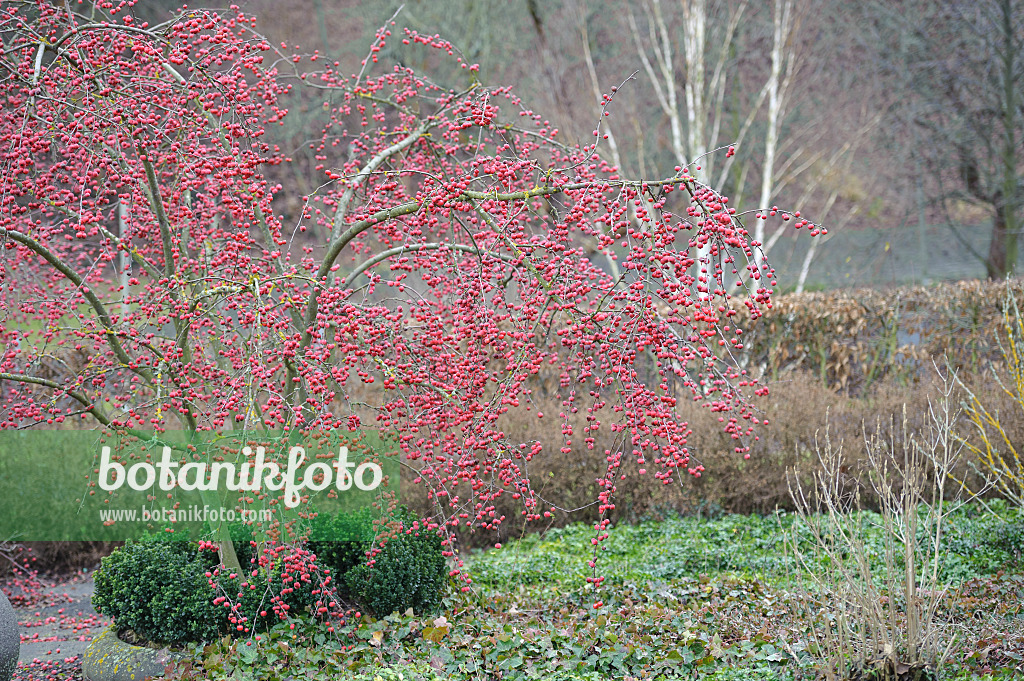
[93,535,338,644]
[344,527,447,617]
[92,536,225,645]
[213,542,332,634]
[227,522,258,570]
[306,507,376,591]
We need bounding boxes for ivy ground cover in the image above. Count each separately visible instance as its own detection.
[166,503,1024,681]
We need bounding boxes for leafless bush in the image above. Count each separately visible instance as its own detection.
[786,371,984,680]
[954,283,1024,508]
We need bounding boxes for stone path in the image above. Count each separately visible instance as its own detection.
[3,570,107,681]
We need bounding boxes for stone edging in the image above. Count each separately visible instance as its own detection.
[0,591,17,681]
[83,626,190,681]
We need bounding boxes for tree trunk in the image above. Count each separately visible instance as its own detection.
[987,200,1019,279]
[754,0,793,274]
[990,0,1021,280]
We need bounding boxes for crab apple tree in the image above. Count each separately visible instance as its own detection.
[0,3,815,578]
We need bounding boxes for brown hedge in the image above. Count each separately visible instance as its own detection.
[731,279,1022,394]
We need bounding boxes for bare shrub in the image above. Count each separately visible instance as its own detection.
[672,368,990,516]
[401,365,999,549]
[0,540,121,578]
[785,372,979,681]
[956,284,1024,506]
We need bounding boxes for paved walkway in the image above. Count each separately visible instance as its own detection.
[4,570,107,681]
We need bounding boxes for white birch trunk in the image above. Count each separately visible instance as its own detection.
[680,0,707,185]
[754,0,793,276]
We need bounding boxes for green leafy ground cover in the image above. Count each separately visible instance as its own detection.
[166,502,1024,680]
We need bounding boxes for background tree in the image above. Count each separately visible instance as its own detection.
[870,0,1024,280]
[383,0,876,291]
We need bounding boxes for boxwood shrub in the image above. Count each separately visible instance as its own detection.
[306,506,376,586]
[214,542,331,634]
[304,507,449,616]
[92,509,449,644]
[344,525,448,617]
[93,535,334,645]
[92,536,225,646]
